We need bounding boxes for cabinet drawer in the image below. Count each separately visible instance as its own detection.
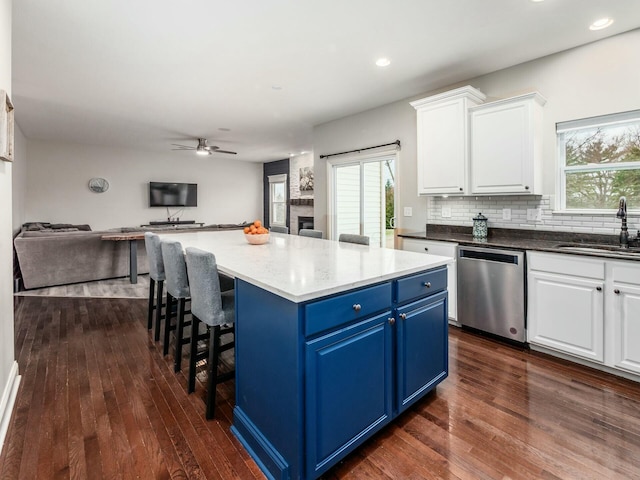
[528,251,604,279]
[305,282,392,336]
[395,267,447,304]
[402,238,457,258]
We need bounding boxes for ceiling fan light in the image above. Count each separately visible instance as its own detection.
[195,138,209,155]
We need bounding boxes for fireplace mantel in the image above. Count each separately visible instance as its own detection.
[290,198,314,206]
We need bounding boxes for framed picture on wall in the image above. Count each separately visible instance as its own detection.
[299,166,313,192]
[0,89,14,162]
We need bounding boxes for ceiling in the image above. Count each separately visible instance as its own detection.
[11,0,640,163]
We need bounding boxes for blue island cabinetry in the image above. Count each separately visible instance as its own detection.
[232,266,448,480]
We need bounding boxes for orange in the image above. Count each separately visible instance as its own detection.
[244,226,250,234]
[254,220,262,228]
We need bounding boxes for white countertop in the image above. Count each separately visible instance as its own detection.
[157,230,453,303]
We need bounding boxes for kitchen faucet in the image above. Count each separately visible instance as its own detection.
[617,196,629,248]
[616,196,640,248]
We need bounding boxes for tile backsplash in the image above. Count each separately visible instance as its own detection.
[427,195,638,236]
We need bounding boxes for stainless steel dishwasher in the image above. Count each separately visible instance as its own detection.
[457,246,526,342]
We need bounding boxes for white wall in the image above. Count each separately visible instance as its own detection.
[11,124,26,232]
[25,140,263,231]
[0,0,19,456]
[313,29,640,234]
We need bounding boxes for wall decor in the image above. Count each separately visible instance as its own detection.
[299,166,314,192]
[0,90,14,162]
[88,177,110,193]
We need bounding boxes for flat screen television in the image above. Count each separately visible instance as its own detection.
[149,182,197,207]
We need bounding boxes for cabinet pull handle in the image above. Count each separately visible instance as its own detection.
[614,289,621,295]
[596,286,602,291]
[388,317,396,325]
[424,247,429,252]
[525,185,530,190]
[353,304,362,312]
[459,187,463,191]
[400,313,407,320]
[423,282,432,288]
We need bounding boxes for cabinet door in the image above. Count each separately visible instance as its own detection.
[416,99,467,195]
[396,292,448,413]
[470,97,539,194]
[528,270,604,362]
[305,312,393,479]
[401,239,457,321]
[612,283,640,374]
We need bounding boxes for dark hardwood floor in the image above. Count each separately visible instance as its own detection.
[2,295,640,479]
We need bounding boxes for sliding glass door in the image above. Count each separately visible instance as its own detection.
[331,153,395,247]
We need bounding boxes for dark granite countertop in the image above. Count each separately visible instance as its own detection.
[398,224,640,261]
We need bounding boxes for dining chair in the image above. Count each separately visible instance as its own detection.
[144,232,166,341]
[270,225,289,234]
[185,247,236,419]
[299,229,323,239]
[160,238,192,373]
[338,233,370,245]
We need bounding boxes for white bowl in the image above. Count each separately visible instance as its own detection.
[244,233,270,245]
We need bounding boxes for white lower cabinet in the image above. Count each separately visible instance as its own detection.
[528,269,604,362]
[528,251,640,378]
[401,238,457,321]
[610,262,640,375]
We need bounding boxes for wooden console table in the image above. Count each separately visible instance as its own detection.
[100,233,144,284]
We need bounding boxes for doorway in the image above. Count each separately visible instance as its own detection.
[328,151,396,247]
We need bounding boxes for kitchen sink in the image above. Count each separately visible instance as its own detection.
[554,243,640,256]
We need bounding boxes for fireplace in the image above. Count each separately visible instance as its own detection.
[298,216,314,232]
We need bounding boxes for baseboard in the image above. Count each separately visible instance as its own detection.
[0,361,21,455]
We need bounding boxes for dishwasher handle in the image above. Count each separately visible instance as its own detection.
[458,248,522,265]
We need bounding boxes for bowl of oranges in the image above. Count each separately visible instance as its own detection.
[244,220,270,245]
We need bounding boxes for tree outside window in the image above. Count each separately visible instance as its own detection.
[559,110,640,210]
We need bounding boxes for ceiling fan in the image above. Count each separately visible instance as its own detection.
[171,138,237,156]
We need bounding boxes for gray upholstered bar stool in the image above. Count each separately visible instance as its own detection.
[185,247,235,420]
[270,225,289,233]
[144,232,166,341]
[160,238,192,373]
[338,233,370,245]
[299,229,323,238]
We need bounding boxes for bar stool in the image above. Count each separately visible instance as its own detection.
[339,233,370,245]
[270,225,289,233]
[185,247,235,420]
[160,238,192,373]
[299,229,323,238]
[144,232,165,341]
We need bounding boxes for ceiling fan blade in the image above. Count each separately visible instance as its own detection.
[213,149,237,155]
[171,143,195,149]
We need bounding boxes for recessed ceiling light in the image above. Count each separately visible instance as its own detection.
[218,127,231,132]
[272,85,283,90]
[375,58,391,67]
[589,17,614,30]
[530,0,544,2]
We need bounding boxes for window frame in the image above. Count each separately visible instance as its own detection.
[268,174,288,227]
[556,109,640,214]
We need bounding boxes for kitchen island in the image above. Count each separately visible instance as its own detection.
[157,230,453,480]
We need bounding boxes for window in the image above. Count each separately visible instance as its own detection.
[268,174,287,227]
[328,150,396,247]
[558,110,640,211]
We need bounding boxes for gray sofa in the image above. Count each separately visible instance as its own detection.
[14,222,249,290]
[14,229,149,289]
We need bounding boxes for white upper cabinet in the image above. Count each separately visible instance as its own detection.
[411,86,485,195]
[470,92,546,195]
